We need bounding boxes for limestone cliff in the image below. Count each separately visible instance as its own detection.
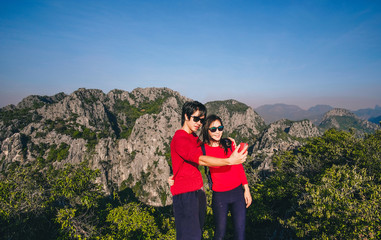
[0,87,188,206]
[252,119,321,173]
[1,88,378,207]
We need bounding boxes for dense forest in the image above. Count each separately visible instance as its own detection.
[1,128,381,239]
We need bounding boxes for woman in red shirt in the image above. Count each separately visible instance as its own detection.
[200,114,252,240]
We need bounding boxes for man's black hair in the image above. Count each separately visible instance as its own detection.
[181,101,207,126]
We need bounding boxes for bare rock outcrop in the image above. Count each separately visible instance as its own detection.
[1,88,378,207]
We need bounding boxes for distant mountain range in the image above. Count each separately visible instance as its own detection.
[255,103,381,125]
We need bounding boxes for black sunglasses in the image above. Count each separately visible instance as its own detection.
[209,126,224,132]
[191,115,205,124]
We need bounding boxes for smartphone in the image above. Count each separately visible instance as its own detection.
[238,142,248,153]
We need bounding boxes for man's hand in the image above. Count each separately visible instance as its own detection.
[168,175,174,186]
[227,143,248,165]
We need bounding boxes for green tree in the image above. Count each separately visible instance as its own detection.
[247,129,381,238]
[0,161,104,240]
[0,165,50,239]
[101,202,164,240]
[50,162,103,239]
[285,165,381,239]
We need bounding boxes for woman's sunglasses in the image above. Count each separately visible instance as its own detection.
[209,126,224,132]
[191,115,205,124]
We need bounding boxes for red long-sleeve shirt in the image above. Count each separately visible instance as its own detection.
[170,129,203,196]
[205,144,248,192]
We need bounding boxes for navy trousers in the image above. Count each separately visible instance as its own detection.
[173,189,206,240]
[212,185,246,240]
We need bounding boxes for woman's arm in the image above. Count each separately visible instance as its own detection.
[243,184,252,208]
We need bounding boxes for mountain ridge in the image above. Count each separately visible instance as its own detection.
[1,87,379,207]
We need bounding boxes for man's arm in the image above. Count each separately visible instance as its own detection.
[198,144,248,167]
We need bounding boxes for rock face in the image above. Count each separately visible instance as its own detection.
[252,119,321,173]
[206,100,266,140]
[0,88,379,206]
[0,87,189,206]
[319,108,379,134]
[254,119,320,153]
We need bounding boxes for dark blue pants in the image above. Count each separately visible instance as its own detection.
[212,185,246,240]
[173,189,206,240]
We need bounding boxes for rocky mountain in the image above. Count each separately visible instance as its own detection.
[255,103,333,124]
[319,108,379,134]
[1,88,379,207]
[1,88,190,207]
[251,119,321,174]
[205,100,266,142]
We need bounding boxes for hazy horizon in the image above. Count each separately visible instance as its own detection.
[1,1,381,110]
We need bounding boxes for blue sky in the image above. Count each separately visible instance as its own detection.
[1,0,380,110]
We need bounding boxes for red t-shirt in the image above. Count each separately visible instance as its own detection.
[170,129,203,196]
[205,144,248,192]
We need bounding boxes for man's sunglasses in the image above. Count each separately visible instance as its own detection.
[209,126,224,132]
[191,115,205,124]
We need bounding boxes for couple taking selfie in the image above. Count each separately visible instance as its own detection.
[169,101,252,240]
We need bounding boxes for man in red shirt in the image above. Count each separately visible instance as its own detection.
[170,101,248,240]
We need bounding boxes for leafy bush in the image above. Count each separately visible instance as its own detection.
[248,129,381,239]
[285,165,381,239]
[47,143,70,162]
[103,202,163,239]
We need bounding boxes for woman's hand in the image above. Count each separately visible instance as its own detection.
[243,184,252,208]
[168,175,174,186]
[227,144,248,165]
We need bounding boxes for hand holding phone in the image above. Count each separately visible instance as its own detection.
[238,142,248,154]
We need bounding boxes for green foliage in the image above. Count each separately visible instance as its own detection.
[319,116,376,134]
[275,127,290,141]
[2,127,381,239]
[285,165,381,239]
[0,165,49,239]
[246,173,307,239]
[202,190,215,239]
[0,108,42,135]
[29,142,50,168]
[47,143,70,162]
[0,158,176,240]
[44,118,101,151]
[250,129,381,239]
[163,141,171,166]
[48,162,103,209]
[102,202,162,239]
[55,207,98,240]
[355,130,381,181]
[0,161,103,239]
[130,171,151,199]
[273,128,359,180]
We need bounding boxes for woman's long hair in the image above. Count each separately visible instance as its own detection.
[200,114,232,155]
